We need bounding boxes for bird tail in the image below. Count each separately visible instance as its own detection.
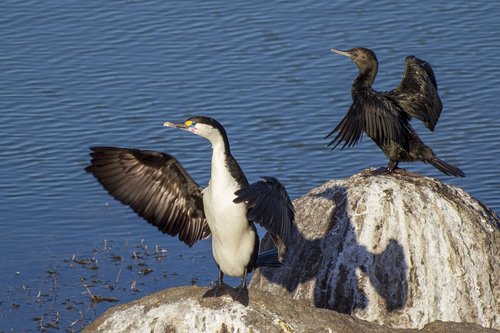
[428,157,465,177]
[256,249,282,268]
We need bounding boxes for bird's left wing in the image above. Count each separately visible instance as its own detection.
[233,176,294,261]
[387,56,442,131]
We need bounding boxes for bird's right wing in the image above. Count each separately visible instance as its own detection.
[233,177,294,261]
[362,93,412,150]
[325,99,365,150]
[388,56,442,131]
[86,147,210,247]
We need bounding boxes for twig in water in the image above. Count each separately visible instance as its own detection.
[69,311,84,328]
[115,268,122,284]
[83,284,95,301]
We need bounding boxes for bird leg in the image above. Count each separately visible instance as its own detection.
[374,160,400,175]
[203,268,231,298]
[232,268,249,306]
[387,160,399,172]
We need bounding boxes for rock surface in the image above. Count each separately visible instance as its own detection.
[82,286,498,333]
[251,170,499,329]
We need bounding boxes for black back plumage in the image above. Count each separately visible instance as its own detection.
[85,147,210,247]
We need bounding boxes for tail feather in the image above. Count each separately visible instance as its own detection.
[256,249,282,268]
[428,157,465,177]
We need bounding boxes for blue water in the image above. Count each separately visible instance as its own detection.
[1,0,499,330]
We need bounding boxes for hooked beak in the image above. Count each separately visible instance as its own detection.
[163,121,188,130]
[330,48,353,59]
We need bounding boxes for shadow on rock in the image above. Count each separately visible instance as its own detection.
[252,185,408,314]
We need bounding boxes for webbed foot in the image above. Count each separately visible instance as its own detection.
[232,286,249,306]
[373,166,393,175]
[202,282,232,298]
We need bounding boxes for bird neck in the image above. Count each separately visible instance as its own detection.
[210,141,229,181]
[209,136,248,191]
[353,65,377,90]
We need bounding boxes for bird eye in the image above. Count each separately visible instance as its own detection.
[184,120,196,127]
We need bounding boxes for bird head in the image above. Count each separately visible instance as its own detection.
[164,116,229,147]
[331,47,378,74]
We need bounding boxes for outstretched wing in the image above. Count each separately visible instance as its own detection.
[85,147,210,247]
[325,99,364,150]
[326,90,412,151]
[233,176,294,260]
[387,56,442,131]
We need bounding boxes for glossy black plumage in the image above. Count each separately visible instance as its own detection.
[85,147,210,247]
[326,47,464,177]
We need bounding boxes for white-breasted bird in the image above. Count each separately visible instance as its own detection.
[85,116,294,305]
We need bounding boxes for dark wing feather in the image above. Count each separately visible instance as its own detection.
[85,147,210,247]
[363,93,412,150]
[233,176,294,246]
[325,99,364,150]
[326,91,412,150]
[386,56,442,131]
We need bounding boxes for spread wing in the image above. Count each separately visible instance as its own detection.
[386,56,442,131]
[325,90,412,150]
[233,176,294,260]
[85,146,210,247]
[325,99,364,150]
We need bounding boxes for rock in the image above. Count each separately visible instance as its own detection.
[82,285,497,333]
[251,169,500,330]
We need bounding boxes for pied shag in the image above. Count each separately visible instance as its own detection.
[85,116,294,306]
[325,47,464,177]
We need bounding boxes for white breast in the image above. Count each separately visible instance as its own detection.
[202,143,255,277]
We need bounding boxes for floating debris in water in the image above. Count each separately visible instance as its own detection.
[1,237,212,331]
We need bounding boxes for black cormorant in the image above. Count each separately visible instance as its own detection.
[85,116,295,306]
[325,47,464,177]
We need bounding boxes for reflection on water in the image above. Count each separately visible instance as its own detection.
[1,0,499,329]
